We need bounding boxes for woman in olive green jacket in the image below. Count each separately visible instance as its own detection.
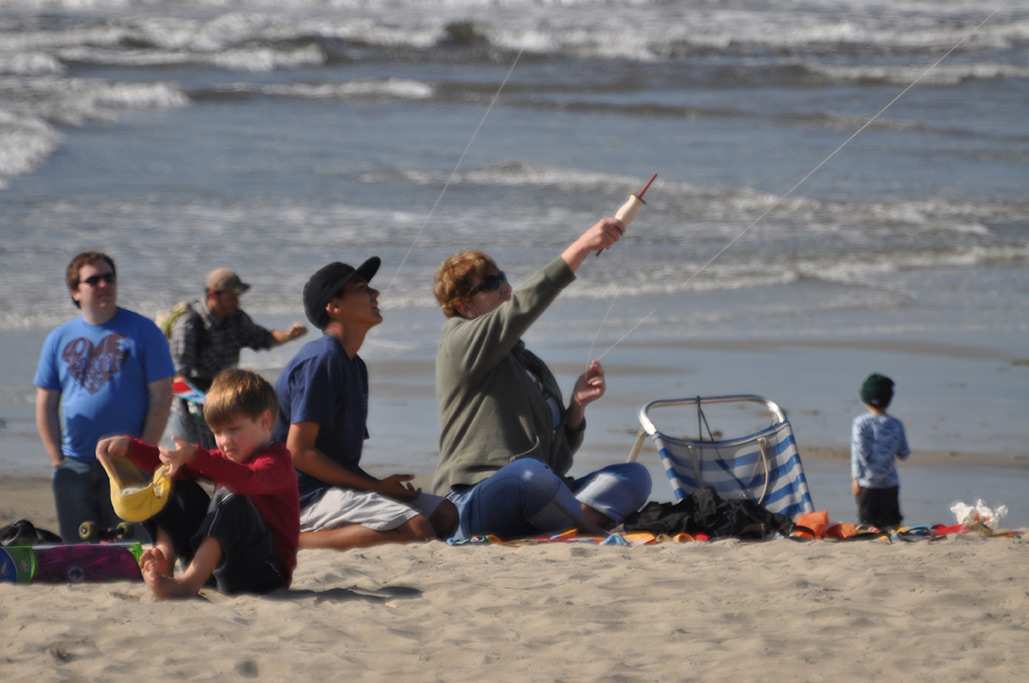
[431,217,652,540]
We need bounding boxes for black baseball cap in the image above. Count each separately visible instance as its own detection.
[302,257,381,329]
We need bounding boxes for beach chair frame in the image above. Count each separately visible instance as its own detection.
[627,394,815,518]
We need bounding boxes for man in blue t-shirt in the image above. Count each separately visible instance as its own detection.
[274,257,456,550]
[34,252,175,542]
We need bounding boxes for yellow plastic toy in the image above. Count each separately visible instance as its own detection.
[97,450,173,523]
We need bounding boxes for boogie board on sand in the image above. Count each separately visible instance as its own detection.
[0,543,143,584]
[0,546,35,583]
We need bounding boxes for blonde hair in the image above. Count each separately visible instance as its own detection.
[203,368,278,430]
[433,250,497,318]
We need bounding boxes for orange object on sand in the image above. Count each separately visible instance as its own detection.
[793,511,830,539]
[825,522,860,540]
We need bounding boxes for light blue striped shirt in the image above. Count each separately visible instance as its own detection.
[851,413,910,488]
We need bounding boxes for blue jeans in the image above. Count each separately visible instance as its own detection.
[447,459,652,541]
[52,457,119,543]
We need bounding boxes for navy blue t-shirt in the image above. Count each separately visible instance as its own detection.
[273,335,369,500]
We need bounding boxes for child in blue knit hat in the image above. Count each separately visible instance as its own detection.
[851,373,910,528]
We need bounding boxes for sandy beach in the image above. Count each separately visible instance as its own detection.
[2,0,1027,679]
[0,479,1025,682]
[2,475,1027,682]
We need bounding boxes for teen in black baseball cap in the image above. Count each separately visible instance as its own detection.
[302,257,380,329]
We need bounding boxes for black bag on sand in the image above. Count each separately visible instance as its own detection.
[0,518,62,546]
[622,488,793,540]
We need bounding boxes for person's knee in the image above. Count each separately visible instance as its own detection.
[210,492,263,533]
[429,500,458,539]
[619,462,653,505]
[576,463,654,527]
[211,490,245,510]
[592,462,652,507]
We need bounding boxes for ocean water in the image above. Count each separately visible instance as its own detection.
[1,1,1027,521]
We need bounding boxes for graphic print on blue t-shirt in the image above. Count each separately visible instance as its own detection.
[60,333,127,394]
[274,335,370,500]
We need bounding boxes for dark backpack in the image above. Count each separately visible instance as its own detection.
[0,519,62,546]
[623,488,793,540]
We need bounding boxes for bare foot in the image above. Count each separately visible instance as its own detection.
[142,563,197,600]
[142,561,173,598]
[140,547,173,577]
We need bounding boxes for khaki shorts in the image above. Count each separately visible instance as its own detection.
[299,487,445,532]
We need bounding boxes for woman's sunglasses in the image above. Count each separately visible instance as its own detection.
[469,271,507,296]
[81,273,116,287]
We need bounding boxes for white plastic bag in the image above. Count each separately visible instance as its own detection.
[950,499,1008,528]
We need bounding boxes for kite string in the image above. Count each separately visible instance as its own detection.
[592,9,998,362]
[586,299,617,364]
[381,47,526,296]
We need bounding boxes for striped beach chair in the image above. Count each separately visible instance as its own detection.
[627,395,814,520]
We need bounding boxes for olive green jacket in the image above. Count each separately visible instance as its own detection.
[431,257,585,494]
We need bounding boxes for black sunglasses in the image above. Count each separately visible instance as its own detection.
[469,271,507,296]
[81,273,116,287]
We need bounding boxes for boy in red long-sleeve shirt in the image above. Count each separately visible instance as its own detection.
[96,368,298,598]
